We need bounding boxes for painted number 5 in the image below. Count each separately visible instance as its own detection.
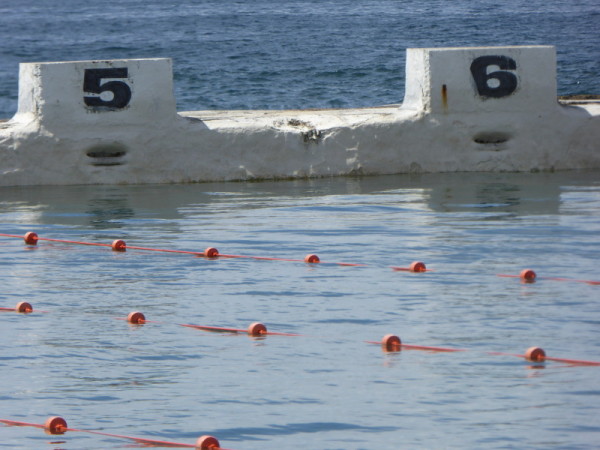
[83,68,132,109]
[470,55,518,98]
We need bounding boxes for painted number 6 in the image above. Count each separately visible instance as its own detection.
[83,68,132,109]
[470,55,518,98]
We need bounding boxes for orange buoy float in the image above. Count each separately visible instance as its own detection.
[196,435,220,449]
[520,269,537,283]
[204,247,219,258]
[24,231,38,245]
[382,334,402,352]
[304,254,320,263]
[44,416,67,435]
[525,346,546,362]
[409,261,426,273]
[248,322,267,336]
[15,302,33,313]
[111,239,126,252]
[127,311,146,324]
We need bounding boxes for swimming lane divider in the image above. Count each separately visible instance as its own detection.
[497,269,600,285]
[4,231,599,282]
[2,231,312,260]
[123,312,302,336]
[12,306,598,368]
[0,232,211,257]
[369,334,467,353]
[123,312,600,366]
[179,322,303,337]
[207,251,367,267]
[127,311,469,353]
[372,335,600,366]
[0,417,228,449]
[1,231,429,270]
[5,301,598,371]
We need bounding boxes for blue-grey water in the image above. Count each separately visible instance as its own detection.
[1,172,600,449]
[0,0,599,118]
[1,1,600,449]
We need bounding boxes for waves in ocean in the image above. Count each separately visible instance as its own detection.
[0,0,598,118]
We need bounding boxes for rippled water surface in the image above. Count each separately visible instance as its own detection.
[0,0,599,117]
[1,171,599,449]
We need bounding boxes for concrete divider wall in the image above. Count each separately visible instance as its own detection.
[0,46,598,186]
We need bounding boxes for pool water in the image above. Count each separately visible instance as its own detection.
[1,171,599,449]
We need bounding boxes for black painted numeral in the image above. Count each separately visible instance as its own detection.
[83,68,132,109]
[470,55,518,98]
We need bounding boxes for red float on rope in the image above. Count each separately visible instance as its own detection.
[304,254,320,263]
[391,261,429,272]
[381,334,402,352]
[15,302,33,313]
[111,239,126,252]
[520,269,537,283]
[204,247,219,258]
[525,346,545,362]
[44,416,67,435]
[197,435,221,449]
[248,322,267,336]
[24,232,38,245]
[127,311,146,324]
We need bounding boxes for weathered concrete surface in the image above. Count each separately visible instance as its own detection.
[1,46,598,186]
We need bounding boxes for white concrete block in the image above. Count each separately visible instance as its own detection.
[403,46,557,113]
[13,58,177,129]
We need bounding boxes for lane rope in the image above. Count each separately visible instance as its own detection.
[119,311,600,366]
[9,299,597,368]
[369,334,466,353]
[7,303,598,366]
[3,231,599,284]
[372,335,600,366]
[497,268,600,285]
[0,416,229,449]
[0,232,421,272]
[179,322,303,337]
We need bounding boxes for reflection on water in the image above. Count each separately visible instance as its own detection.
[86,195,136,229]
[2,171,596,230]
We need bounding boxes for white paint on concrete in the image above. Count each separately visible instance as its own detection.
[0,46,598,186]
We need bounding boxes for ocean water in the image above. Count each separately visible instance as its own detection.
[1,172,600,449]
[0,0,599,118]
